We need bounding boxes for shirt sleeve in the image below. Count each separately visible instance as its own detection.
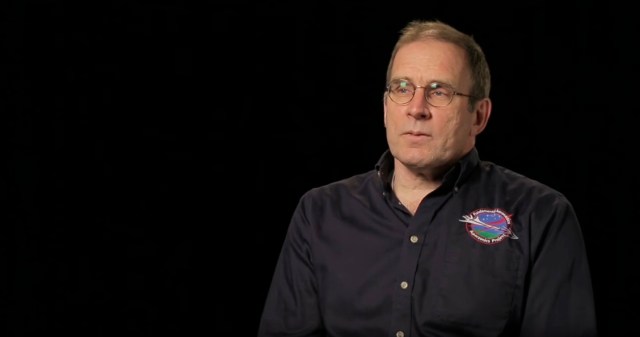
[257,195,325,337]
[520,194,598,337]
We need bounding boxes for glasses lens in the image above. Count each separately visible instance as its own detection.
[388,79,415,104]
[426,82,454,107]
[388,80,457,106]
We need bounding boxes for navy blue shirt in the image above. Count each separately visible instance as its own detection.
[258,148,597,337]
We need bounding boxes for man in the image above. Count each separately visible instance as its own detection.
[258,20,597,337]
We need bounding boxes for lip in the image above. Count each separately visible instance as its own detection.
[401,131,431,143]
[404,131,430,137]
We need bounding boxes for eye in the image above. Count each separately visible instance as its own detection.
[391,80,414,95]
[431,88,449,97]
[427,82,453,99]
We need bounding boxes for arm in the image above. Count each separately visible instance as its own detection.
[257,197,324,337]
[521,195,597,337]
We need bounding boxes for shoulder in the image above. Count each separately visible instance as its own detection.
[303,170,377,198]
[294,170,380,211]
[474,162,582,239]
[478,161,570,204]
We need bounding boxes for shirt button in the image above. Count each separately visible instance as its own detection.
[410,235,419,243]
[400,281,408,289]
[396,331,405,337]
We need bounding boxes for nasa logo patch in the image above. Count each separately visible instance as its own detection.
[459,208,518,245]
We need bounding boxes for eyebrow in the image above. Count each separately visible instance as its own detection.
[392,78,455,88]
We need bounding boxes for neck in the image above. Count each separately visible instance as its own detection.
[391,171,439,215]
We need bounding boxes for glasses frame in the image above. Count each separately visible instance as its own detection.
[386,79,477,107]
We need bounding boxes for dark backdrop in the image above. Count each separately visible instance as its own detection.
[3,1,637,336]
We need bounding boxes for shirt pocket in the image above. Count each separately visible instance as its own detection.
[434,244,520,331]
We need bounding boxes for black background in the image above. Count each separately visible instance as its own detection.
[4,1,638,336]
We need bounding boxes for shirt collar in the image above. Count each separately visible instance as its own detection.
[375,147,480,192]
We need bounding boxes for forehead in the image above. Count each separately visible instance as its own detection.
[391,39,470,85]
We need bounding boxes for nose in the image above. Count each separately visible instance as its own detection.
[407,87,431,120]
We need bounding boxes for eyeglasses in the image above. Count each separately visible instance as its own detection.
[386,79,476,107]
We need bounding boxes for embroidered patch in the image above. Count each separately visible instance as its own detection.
[459,208,518,244]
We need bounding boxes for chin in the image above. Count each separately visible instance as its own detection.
[398,149,438,167]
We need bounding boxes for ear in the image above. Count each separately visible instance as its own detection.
[470,98,492,136]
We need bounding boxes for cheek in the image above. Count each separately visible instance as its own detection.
[383,103,388,127]
[441,114,458,131]
[385,108,403,129]
[460,113,475,135]
[449,112,471,128]
[440,114,469,139]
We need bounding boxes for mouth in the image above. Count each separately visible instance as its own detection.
[401,130,432,143]
[404,130,430,137]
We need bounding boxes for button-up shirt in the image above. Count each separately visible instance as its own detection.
[258,148,597,337]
